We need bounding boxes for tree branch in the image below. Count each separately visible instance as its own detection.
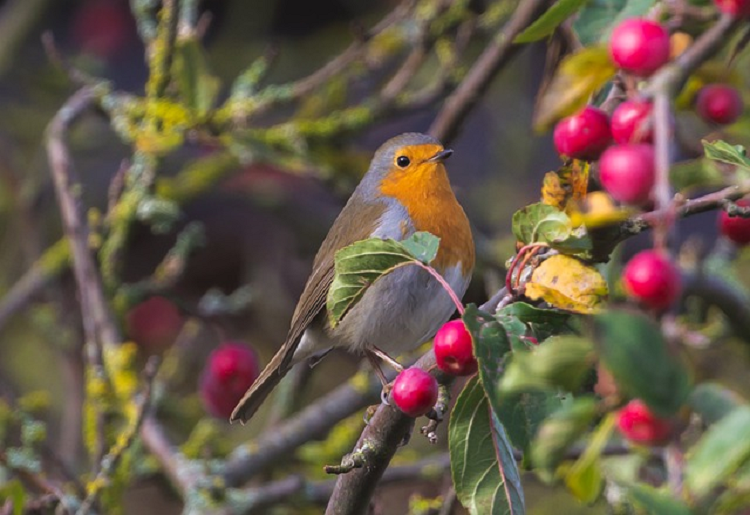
[222,369,385,487]
[429,0,552,143]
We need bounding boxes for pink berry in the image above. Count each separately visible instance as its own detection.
[126,296,184,352]
[622,250,681,310]
[71,0,135,60]
[434,320,477,376]
[553,106,612,160]
[392,368,438,417]
[719,199,750,245]
[714,0,750,16]
[200,342,260,419]
[611,99,654,143]
[696,84,744,125]
[617,400,673,445]
[609,18,670,76]
[598,144,655,205]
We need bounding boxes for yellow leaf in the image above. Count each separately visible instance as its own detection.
[670,32,692,59]
[525,255,608,314]
[533,46,617,132]
[541,161,590,213]
[559,160,589,206]
[541,172,567,210]
[568,191,633,228]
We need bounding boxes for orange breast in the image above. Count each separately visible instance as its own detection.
[379,155,474,276]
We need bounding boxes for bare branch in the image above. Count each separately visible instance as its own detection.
[222,370,384,487]
[78,357,161,515]
[429,0,552,143]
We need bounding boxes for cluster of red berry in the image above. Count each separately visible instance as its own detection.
[391,320,477,417]
[557,6,748,446]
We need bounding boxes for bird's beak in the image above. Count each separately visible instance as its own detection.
[427,148,453,162]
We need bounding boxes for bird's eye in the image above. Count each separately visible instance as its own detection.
[396,156,410,168]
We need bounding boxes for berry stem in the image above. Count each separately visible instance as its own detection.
[411,261,465,315]
[505,243,547,293]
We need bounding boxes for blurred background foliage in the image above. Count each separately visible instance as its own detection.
[0,0,748,513]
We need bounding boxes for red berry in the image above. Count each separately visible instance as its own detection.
[611,99,654,143]
[126,296,183,352]
[553,106,612,160]
[617,399,673,445]
[200,342,260,419]
[696,84,744,125]
[719,199,750,245]
[714,0,750,16]
[71,0,135,60]
[609,18,670,76]
[434,320,477,376]
[392,368,438,417]
[598,143,655,205]
[622,250,681,310]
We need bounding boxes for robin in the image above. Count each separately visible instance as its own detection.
[231,132,475,423]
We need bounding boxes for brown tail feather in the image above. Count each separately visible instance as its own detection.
[230,343,296,424]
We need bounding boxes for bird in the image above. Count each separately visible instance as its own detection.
[230,132,475,424]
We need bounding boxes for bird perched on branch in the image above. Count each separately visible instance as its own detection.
[231,132,475,423]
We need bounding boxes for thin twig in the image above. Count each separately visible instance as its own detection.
[77,357,162,515]
[221,370,385,487]
[429,0,552,143]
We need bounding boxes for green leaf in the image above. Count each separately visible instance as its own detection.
[533,46,616,131]
[499,335,596,395]
[685,406,750,498]
[670,158,724,191]
[400,231,440,264]
[595,311,691,417]
[465,304,554,456]
[689,383,745,426]
[531,396,598,476]
[0,479,25,515]
[514,0,590,43]
[498,302,571,341]
[173,37,221,116]
[512,203,561,245]
[573,0,657,45]
[563,413,614,503]
[627,484,692,515]
[449,377,526,515]
[327,232,439,327]
[512,203,591,252]
[702,139,750,171]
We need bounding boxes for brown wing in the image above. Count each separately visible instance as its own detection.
[230,196,385,423]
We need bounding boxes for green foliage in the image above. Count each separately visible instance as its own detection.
[595,311,692,416]
[562,414,614,503]
[514,0,590,43]
[533,46,616,131]
[0,480,25,515]
[685,406,750,499]
[689,383,745,425]
[327,232,439,327]
[627,484,693,515]
[499,335,595,394]
[573,0,656,45]
[449,377,525,515]
[530,396,598,477]
[173,37,220,118]
[511,202,592,252]
[702,139,750,172]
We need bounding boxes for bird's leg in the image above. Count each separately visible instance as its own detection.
[370,346,404,372]
[365,350,392,405]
